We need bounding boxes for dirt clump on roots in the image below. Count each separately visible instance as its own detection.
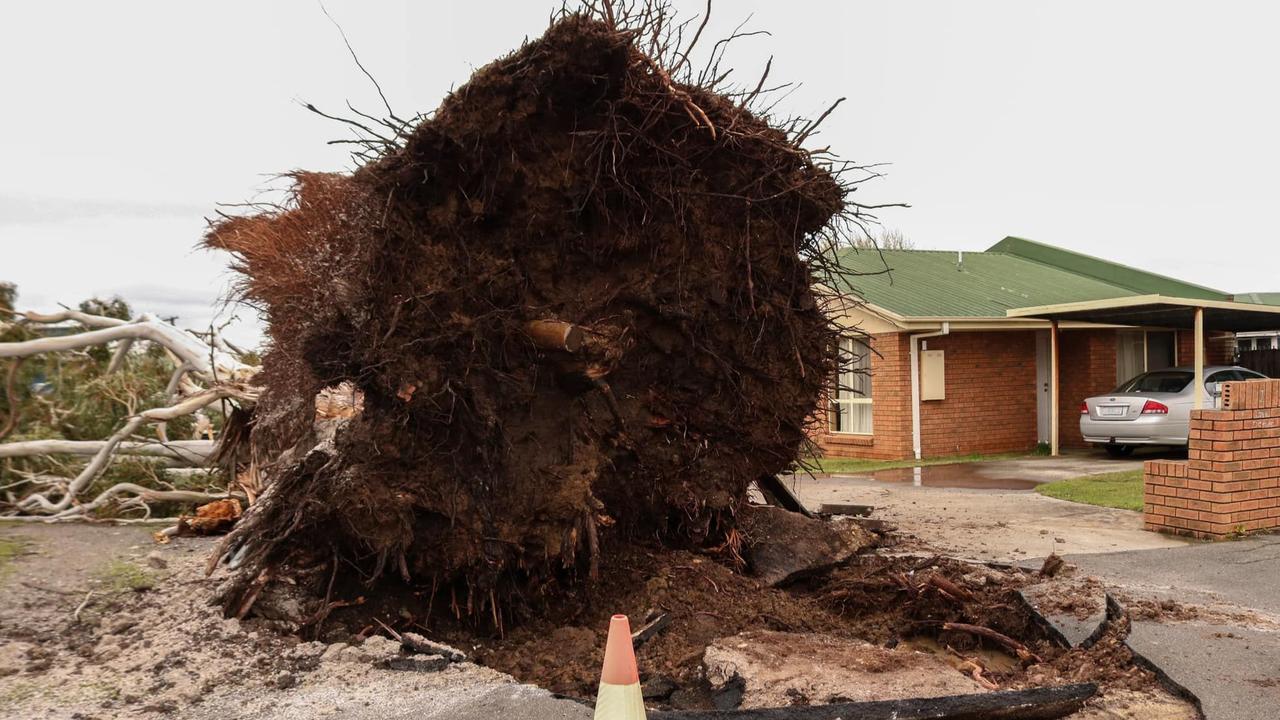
[202,5,865,626]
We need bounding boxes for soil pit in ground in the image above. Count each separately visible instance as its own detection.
[320,542,1164,711]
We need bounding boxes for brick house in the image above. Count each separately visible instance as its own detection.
[817,237,1246,461]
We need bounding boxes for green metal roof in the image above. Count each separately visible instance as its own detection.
[987,236,1229,301]
[832,248,1142,318]
[1233,292,1280,306]
[832,236,1235,320]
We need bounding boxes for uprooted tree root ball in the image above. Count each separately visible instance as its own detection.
[203,4,881,624]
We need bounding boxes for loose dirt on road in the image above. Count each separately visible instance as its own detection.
[0,524,582,720]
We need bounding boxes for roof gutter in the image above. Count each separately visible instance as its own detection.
[910,323,950,461]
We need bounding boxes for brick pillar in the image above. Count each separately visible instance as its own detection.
[1144,379,1280,538]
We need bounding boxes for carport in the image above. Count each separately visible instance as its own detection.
[1007,294,1280,456]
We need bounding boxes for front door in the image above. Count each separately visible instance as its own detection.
[1036,330,1052,445]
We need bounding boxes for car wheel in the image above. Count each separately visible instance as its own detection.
[1105,444,1135,458]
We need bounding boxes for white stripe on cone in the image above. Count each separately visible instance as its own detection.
[594,682,647,719]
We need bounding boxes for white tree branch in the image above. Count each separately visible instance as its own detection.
[48,482,234,520]
[1,316,255,384]
[106,338,135,374]
[0,439,214,464]
[165,362,194,399]
[17,310,128,328]
[1,307,261,520]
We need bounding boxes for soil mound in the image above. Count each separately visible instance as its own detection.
[204,7,853,623]
[407,548,1163,710]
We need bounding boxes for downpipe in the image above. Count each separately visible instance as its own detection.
[910,322,950,461]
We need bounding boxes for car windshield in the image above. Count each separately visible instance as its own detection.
[1115,371,1194,394]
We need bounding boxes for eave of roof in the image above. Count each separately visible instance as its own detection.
[1007,294,1280,332]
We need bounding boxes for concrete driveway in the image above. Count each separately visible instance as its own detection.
[839,454,1146,490]
[791,453,1186,563]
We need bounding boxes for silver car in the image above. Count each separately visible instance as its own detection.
[1081,365,1268,457]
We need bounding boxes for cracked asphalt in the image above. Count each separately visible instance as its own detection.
[1066,535,1280,720]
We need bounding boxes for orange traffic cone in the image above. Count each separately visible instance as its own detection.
[594,614,647,719]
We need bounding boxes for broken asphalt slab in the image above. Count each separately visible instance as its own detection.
[1064,535,1280,615]
[740,506,873,586]
[1126,622,1280,720]
[1018,581,1108,649]
[1059,535,1280,720]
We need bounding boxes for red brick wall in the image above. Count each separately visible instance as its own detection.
[816,332,912,460]
[917,331,1039,457]
[1057,330,1119,448]
[1176,330,1236,367]
[1145,379,1280,538]
[817,330,1044,460]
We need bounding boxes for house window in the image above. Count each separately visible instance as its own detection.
[1117,330,1176,385]
[830,337,872,434]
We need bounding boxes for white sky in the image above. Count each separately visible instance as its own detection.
[3,1,1278,347]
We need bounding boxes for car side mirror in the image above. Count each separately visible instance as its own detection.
[1206,382,1223,397]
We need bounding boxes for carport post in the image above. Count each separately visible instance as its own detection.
[1194,306,1205,410]
[1051,320,1060,457]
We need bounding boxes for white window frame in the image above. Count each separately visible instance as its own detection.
[830,337,873,435]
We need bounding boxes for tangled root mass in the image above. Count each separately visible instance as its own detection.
[205,8,870,624]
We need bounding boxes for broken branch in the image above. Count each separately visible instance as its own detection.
[941,622,1043,664]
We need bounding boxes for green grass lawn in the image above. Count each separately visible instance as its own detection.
[0,536,29,581]
[798,450,1036,476]
[1035,470,1144,511]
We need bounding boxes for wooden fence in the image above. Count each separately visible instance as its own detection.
[1238,348,1280,377]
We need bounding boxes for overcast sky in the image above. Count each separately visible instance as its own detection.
[3,1,1277,347]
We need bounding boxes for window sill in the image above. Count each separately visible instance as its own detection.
[824,433,875,446]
